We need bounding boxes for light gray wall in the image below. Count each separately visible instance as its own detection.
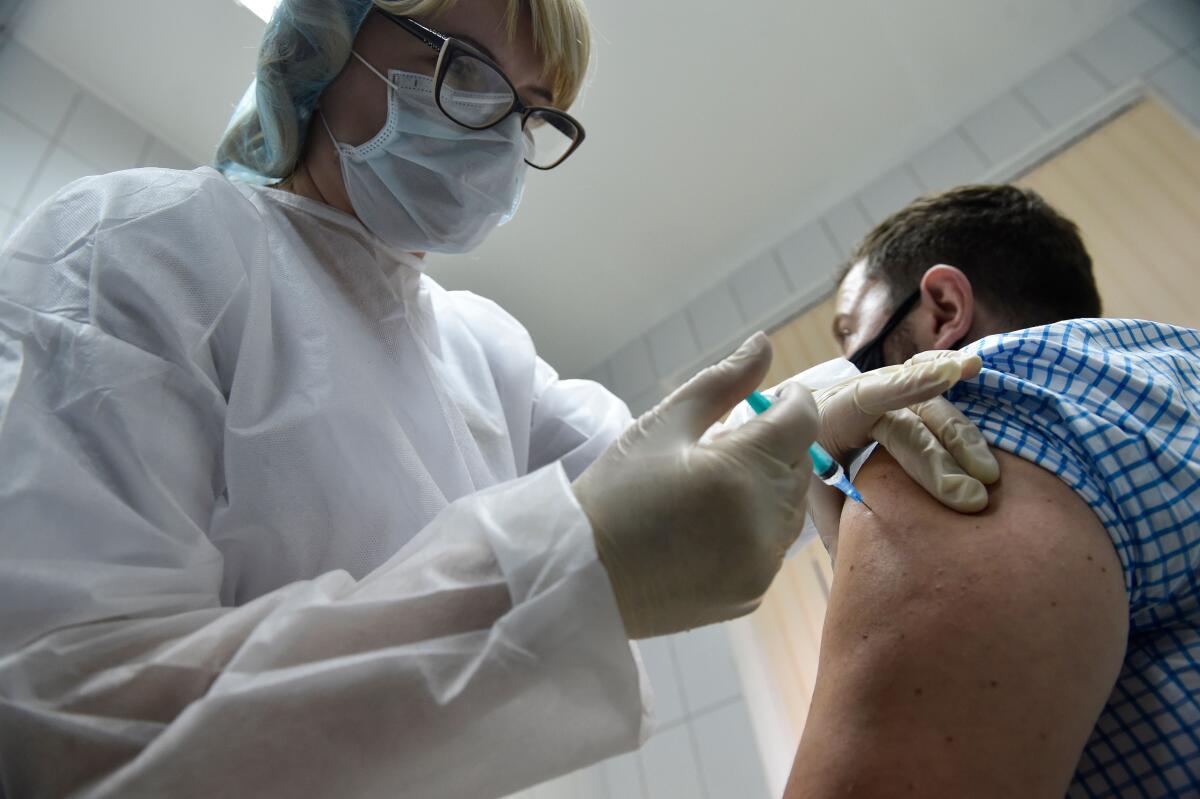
[585,0,1200,416]
[0,40,196,242]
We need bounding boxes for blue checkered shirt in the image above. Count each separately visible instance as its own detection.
[947,318,1200,798]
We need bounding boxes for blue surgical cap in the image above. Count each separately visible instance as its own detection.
[215,0,376,184]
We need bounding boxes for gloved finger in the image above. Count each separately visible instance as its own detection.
[755,468,813,564]
[848,351,983,417]
[872,408,990,513]
[719,386,819,469]
[905,349,983,381]
[704,425,734,443]
[652,332,773,444]
[806,479,846,557]
[775,380,805,401]
[910,397,1000,484]
[785,462,814,522]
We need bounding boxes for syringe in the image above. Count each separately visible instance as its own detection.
[745,390,872,511]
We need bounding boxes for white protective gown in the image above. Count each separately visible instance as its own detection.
[0,167,650,798]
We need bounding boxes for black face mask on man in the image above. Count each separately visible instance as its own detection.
[848,289,968,372]
[847,290,921,372]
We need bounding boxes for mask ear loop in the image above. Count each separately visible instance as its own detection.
[351,50,396,88]
[319,51,411,162]
[317,108,339,149]
[316,51,390,153]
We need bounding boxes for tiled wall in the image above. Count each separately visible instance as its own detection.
[507,625,771,799]
[584,0,1200,416]
[0,40,196,243]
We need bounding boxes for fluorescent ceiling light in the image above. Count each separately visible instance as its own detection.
[237,0,282,22]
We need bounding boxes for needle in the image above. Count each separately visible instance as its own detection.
[745,390,872,510]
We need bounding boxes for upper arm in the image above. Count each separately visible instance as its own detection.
[528,358,631,480]
[0,171,239,651]
[786,448,1129,798]
[0,308,227,652]
[445,290,630,480]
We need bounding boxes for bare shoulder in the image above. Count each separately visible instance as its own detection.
[840,447,1124,589]
[786,449,1128,799]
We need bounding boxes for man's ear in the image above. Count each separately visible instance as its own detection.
[918,265,974,349]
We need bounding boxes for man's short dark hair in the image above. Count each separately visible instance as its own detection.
[849,184,1102,326]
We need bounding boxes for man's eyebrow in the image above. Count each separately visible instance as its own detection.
[454,33,555,105]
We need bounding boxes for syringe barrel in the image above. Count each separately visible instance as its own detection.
[818,462,845,485]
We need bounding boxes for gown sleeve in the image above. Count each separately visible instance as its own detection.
[0,170,648,799]
[528,357,632,480]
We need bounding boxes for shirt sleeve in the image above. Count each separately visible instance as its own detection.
[947,319,1200,626]
[0,176,648,799]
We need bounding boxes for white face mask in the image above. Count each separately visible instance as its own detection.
[321,53,528,254]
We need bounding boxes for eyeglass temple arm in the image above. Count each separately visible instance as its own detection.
[378,11,445,54]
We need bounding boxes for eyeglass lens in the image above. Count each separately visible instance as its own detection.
[437,49,578,169]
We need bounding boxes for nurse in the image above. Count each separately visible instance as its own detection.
[0,0,996,796]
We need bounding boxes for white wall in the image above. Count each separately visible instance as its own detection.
[507,626,772,799]
[0,40,195,243]
[587,0,1200,415]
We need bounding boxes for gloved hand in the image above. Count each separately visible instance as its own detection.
[801,350,1000,552]
[573,333,818,639]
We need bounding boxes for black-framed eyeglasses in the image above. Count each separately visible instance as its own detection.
[847,289,921,372]
[378,11,585,170]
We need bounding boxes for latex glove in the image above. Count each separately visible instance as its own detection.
[573,333,819,639]
[804,350,1000,550]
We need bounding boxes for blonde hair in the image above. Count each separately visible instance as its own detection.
[215,0,591,185]
[379,0,590,110]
